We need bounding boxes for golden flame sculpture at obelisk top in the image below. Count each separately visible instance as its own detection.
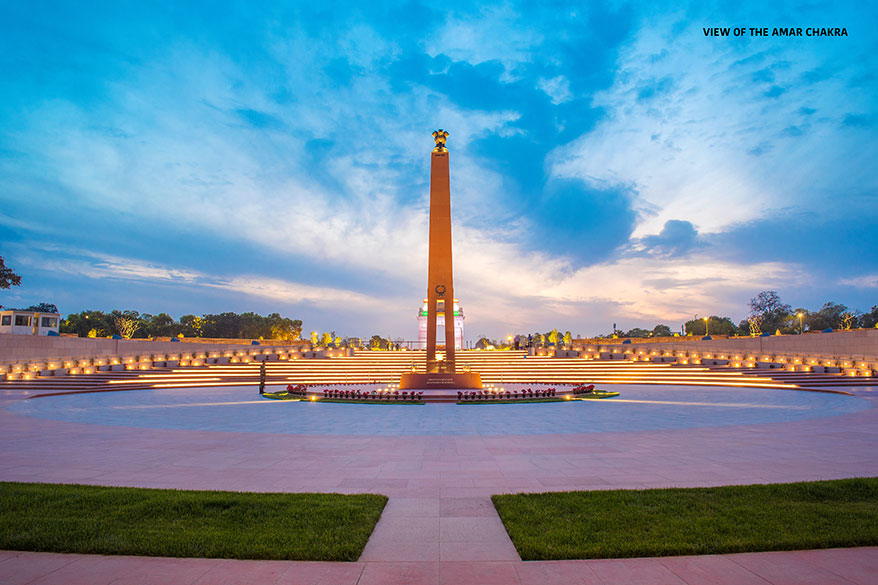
[400,130,482,391]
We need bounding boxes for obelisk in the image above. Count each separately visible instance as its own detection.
[399,131,481,391]
[425,129,457,373]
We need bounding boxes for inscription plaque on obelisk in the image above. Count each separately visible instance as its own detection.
[399,130,482,390]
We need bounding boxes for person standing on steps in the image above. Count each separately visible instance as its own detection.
[259,360,266,395]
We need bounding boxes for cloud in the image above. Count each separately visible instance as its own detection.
[763,85,786,98]
[839,275,878,289]
[204,276,384,308]
[634,219,700,257]
[538,76,572,104]
[549,7,878,240]
[12,243,387,310]
[425,5,543,76]
[636,76,674,101]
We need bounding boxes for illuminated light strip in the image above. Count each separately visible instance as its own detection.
[169,372,260,377]
[109,399,296,409]
[272,372,768,378]
[257,365,687,369]
[264,364,692,376]
[230,361,659,365]
[109,378,222,384]
[596,381,798,389]
[152,382,260,388]
[275,369,753,375]
[581,398,810,410]
[274,374,791,383]
[102,356,808,392]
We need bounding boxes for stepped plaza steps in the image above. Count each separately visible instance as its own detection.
[1,349,873,397]
[697,365,875,388]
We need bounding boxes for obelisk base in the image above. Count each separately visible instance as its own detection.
[399,372,483,390]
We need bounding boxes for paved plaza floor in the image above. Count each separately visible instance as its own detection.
[2,384,877,584]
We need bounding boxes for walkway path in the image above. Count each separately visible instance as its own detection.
[1,385,877,584]
[3,547,877,584]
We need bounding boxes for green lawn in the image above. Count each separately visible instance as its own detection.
[0,482,386,561]
[492,478,878,560]
[262,393,303,400]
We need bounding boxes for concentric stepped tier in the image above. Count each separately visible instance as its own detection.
[3,350,873,400]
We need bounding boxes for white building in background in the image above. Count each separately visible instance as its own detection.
[0,310,61,336]
[417,298,465,350]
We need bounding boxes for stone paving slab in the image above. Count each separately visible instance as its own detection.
[1,386,877,583]
[7,384,870,435]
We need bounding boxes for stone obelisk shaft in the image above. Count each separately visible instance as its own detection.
[426,141,456,373]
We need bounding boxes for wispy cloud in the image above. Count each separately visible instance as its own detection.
[840,275,878,289]
[11,244,386,309]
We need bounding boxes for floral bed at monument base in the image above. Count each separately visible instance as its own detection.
[456,398,568,405]
[311,398,425,405]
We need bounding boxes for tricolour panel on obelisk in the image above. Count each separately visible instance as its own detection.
[399,130,482,391]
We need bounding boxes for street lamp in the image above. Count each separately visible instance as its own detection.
[798,312,804,335]
[703,317,709,336]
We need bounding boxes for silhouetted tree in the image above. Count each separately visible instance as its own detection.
[113,314,141,339]
[748,291,792,334]
[806,302,849,331]
[61,310,302,339]
[23,302,59,313]
[143,313,178,337]
[685,316,738,336]
[652,324,673,337]
[369,335,389,350]
[0,257,21,290]
[179,315,204,337]
[623,327,650,338]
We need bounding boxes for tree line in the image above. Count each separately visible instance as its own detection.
[474,329,576,349]
[59,310,303,340]
[683,291,878,337]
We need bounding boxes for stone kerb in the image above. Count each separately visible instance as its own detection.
[151,337,310,348]
[0,334,310,378]
[574,330,878,361]
[0,334,305,362]
[562,331,878,377]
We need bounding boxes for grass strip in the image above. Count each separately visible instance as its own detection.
[574,392,620,399]
[262,393,303,401]
[492,478,878,560]
[0,482,386,561]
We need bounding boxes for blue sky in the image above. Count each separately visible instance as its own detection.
[1,1,875,341]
